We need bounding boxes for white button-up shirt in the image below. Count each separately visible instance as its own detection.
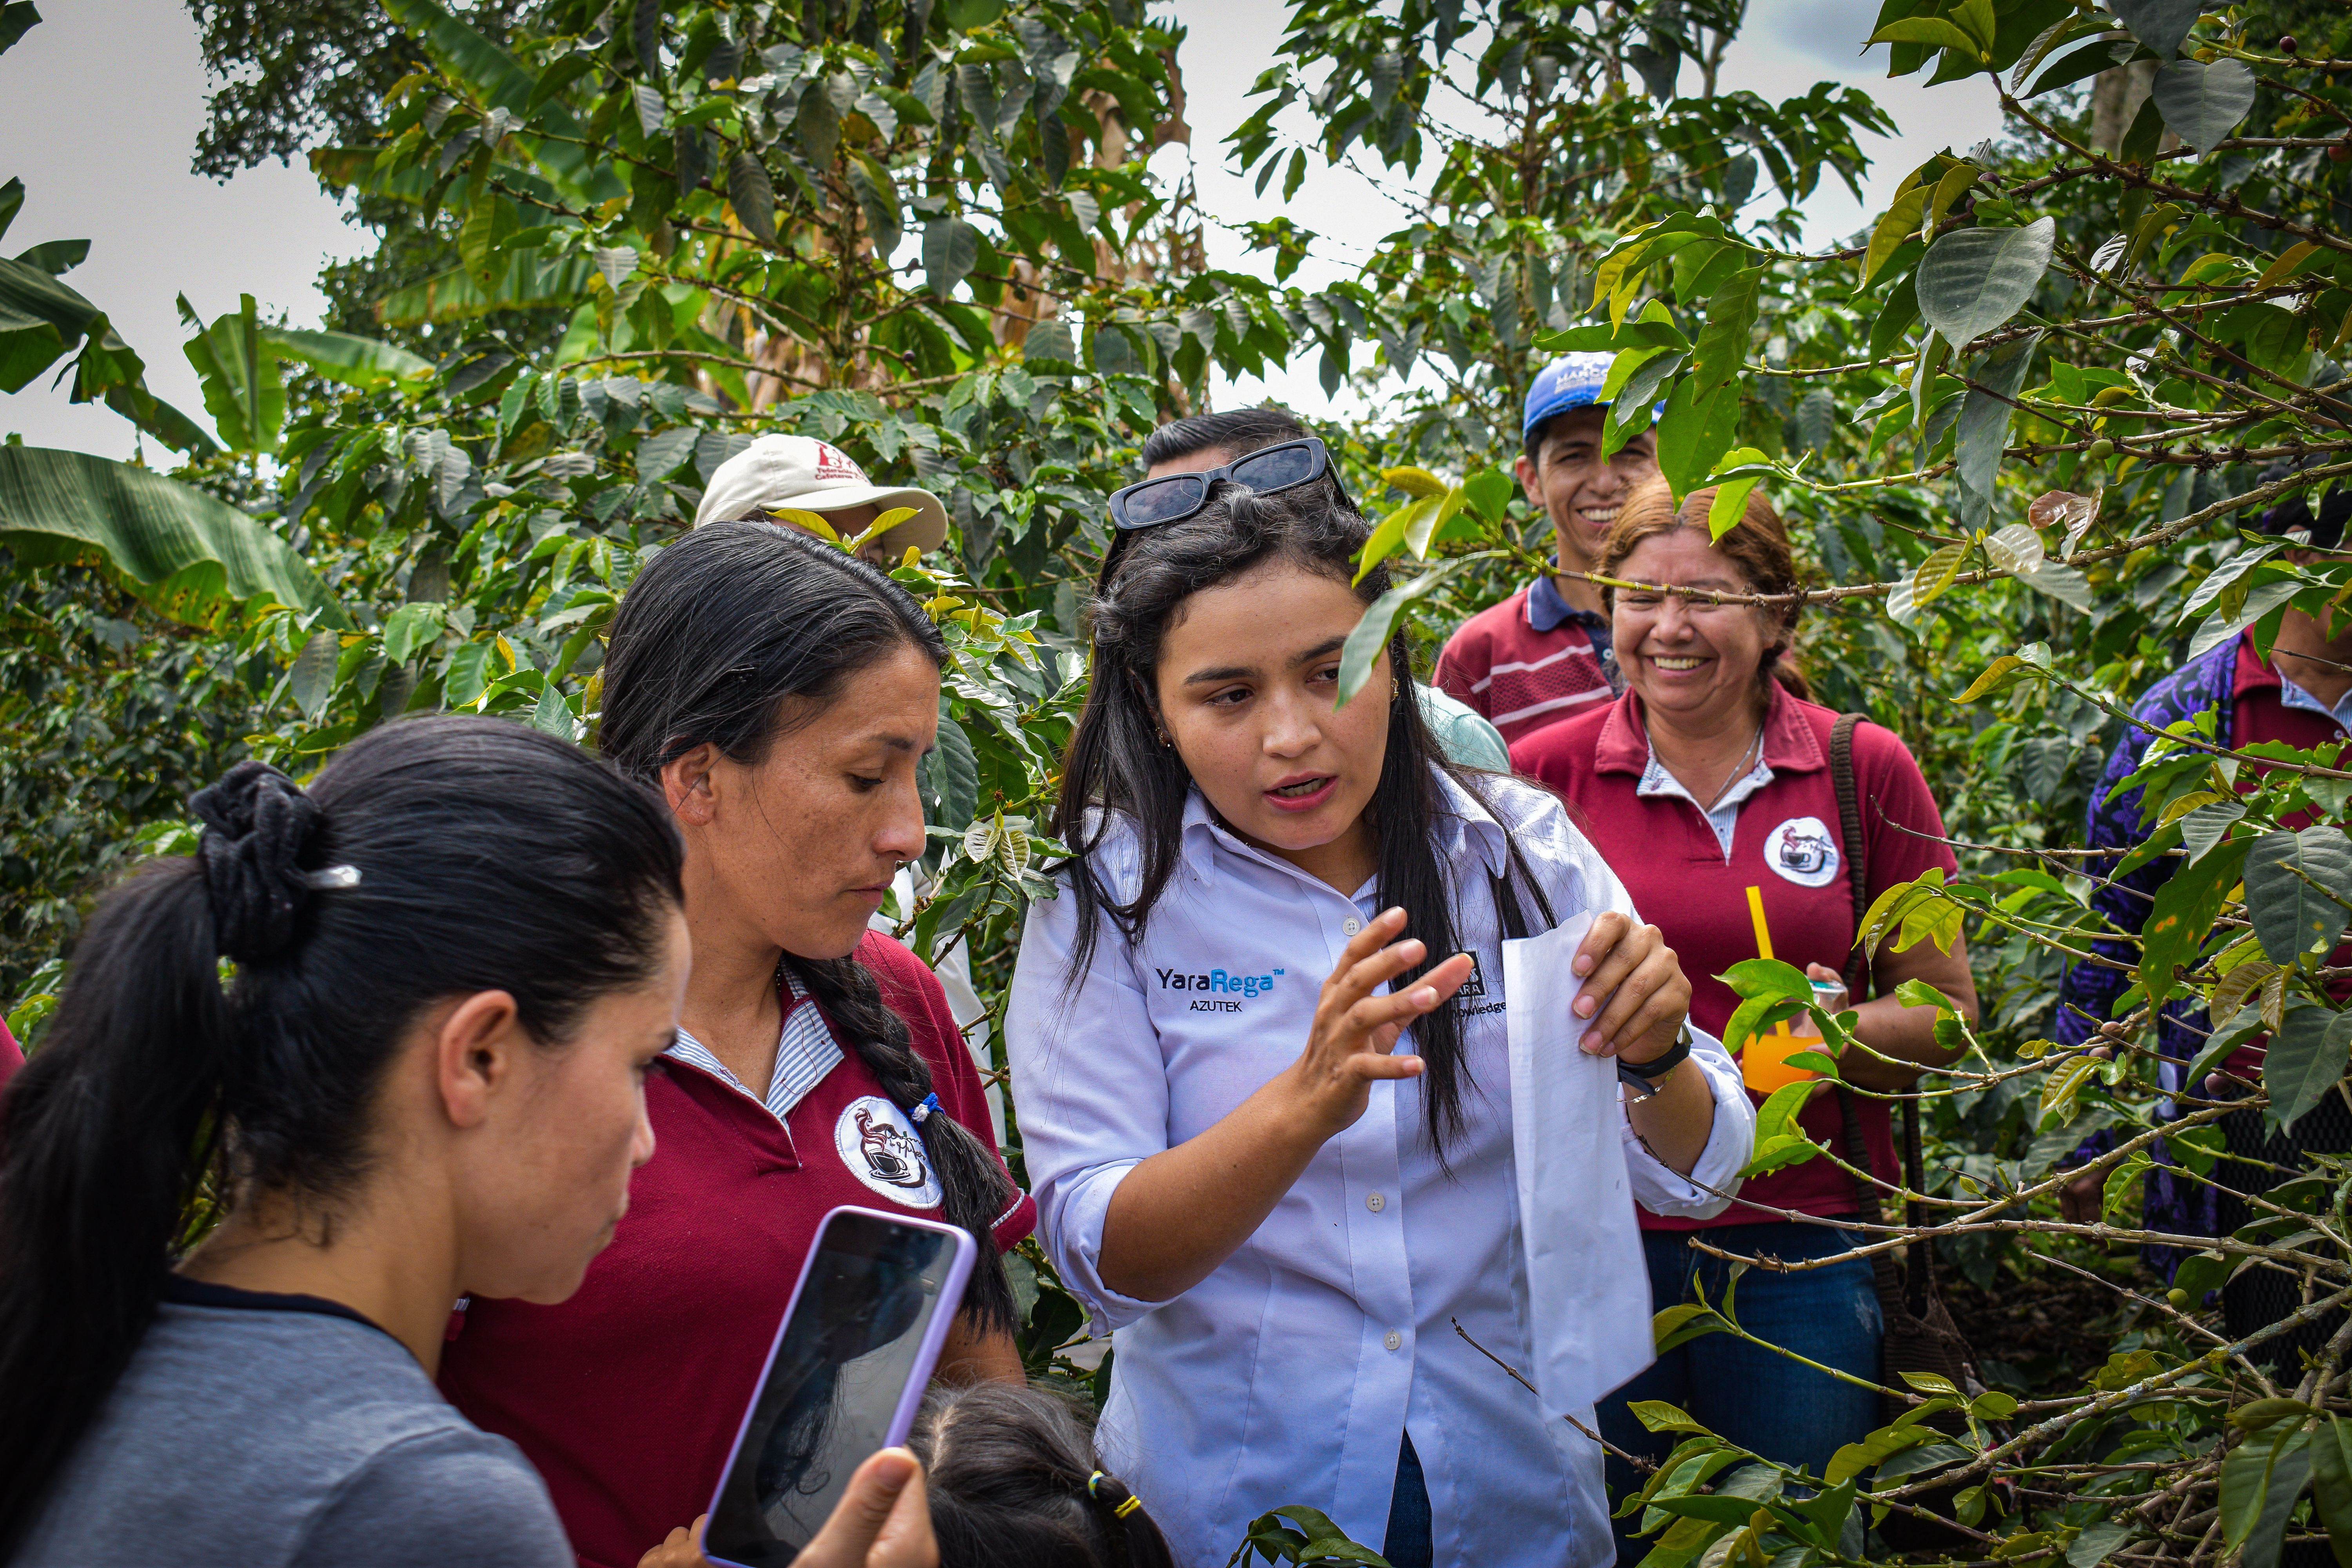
[1007,768,1755,1568]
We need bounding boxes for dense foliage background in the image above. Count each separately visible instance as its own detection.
[11,0,2352,1562]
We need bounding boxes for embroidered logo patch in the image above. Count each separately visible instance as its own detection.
[835,1094,942,1207]
[1765,815,1841,888]
[811,441,866,482]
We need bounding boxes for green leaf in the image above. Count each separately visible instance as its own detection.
[727,151,778,245]
[2183,800,2247,864]
[2151,59,2258,156]
[2040,1051,2103,1127]
[2141,837,2251,1004]
[1460,466,1515,525]
[180,293,285,455]
[288,630,339,719]
[1336,556,1478,707]
[2260,1005,2352,1134]
[2110,0,2200,58]
[2306,1417,2352,1568]
[1958,652,2049,702]
[1707,475,1761,541]
[848,154,900,256]
[0,2,38,57]
[2243,828,2352,962]
[1827,1423,1935,1486]
[1629,1400,1713,1436]
[383,601,446,665]
[922,713,980,831]
[1867,15,1982,56]
[1861,184,1929,289]
[1952,331,2040,530]
[263,327,434,388]
[924,217,980,298]
[2224,1426,2311,1568]
[1690,265,1765,396]
[1916,219,2055,348]
[531,681,580,741]
[1653,1303,1730,1354]
[0,445,345,630]
[1655,374,1740,498]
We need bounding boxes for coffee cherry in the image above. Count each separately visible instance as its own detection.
[2087,437,2116,460]
[2168,1287,2190,1310]
[2279,35,2298,53]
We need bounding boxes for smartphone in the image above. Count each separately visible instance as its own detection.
[702,1206,979,1567]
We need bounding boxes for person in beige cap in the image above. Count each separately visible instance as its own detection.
[690,431,1000,1134]
[693,434,951,565]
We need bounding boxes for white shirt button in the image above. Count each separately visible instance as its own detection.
[1342,916,1362,935]
[1383,1330,1403,1351]
[1367,1192,1386,1212]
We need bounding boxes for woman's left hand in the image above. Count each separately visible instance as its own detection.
[1568,911,1691,1062]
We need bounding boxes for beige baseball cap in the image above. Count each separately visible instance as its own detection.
[693,434,949,554]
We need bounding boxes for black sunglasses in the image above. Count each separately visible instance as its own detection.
[1105,438,1357,530]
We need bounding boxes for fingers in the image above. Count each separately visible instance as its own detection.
[1581,945,1690,1055]
[799,1449,936,1568]
[634,1517,708,1568]
[1570,910,1632,979]
[868,1452,938,1568]
[1570,920,1662,1024]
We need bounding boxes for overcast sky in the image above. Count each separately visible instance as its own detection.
[0,0,2000,461]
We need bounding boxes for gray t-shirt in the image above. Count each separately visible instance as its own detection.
[18,1282,574,1568]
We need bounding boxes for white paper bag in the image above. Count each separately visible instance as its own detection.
[1503,911,1657,1417]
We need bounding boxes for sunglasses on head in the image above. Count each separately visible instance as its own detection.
[1105,437,1356,531]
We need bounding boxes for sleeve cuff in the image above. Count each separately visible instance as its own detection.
[1622,1026,1753,1220]
[1042,1157,1175,1334]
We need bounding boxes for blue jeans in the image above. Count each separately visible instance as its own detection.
[1599,1222,1883,1562]
[1383,1431,1432,1568]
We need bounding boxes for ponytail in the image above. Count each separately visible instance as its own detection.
[0,719,684,1558]
[0,860,232,1558]
[912,1381,1179,1568]
[791,956,1018,1334]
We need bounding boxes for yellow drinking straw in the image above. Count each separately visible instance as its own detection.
[1740,885,1822,1093]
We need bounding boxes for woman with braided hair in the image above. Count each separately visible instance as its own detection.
[909,1382,1176,1568]
[439,521,1035,1568]
[0,716,941,1568]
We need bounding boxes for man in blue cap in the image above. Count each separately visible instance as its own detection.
[1433,352,1660,747]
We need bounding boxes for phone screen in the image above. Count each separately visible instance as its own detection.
[703,1212,964,1566]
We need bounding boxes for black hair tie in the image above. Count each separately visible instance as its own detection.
[190,761,332,963]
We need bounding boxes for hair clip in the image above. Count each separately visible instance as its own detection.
[301,866,362,890]
[1113,1495,1143,1518]
[910,1092,942,1125]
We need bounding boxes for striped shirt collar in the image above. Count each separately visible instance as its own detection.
[664,969,846,1124]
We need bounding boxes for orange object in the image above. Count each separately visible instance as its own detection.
[1739,885,1826,1095]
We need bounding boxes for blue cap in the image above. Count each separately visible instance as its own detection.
[1523,352,1618,439]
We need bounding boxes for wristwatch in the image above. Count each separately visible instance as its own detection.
[1617,1023,1693,1098]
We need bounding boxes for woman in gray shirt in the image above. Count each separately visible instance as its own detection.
[0,716,935,1568]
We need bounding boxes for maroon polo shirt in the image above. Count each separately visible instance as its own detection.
[1434,583,1615,746]
[1513,686,1959,1229]
[438,932,1034,1568]
[0,1017,19,1092]
[2234,630,2348,771]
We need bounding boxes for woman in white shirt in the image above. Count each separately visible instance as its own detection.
[1006,464,1758,1568]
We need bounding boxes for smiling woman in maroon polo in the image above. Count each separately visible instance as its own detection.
[437,522,1032,1568]
[1510,480,1979,1546]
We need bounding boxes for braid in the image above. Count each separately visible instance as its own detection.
[789,955,1018,1335]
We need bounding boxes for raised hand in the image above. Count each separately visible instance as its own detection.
[1287,907,1475,1138]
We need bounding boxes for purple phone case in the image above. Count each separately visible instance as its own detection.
[702,1205,978,1568]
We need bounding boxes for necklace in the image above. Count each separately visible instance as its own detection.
[1696,722,1766,811]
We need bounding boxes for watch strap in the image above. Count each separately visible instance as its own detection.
[1616,1025,1692,1094]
